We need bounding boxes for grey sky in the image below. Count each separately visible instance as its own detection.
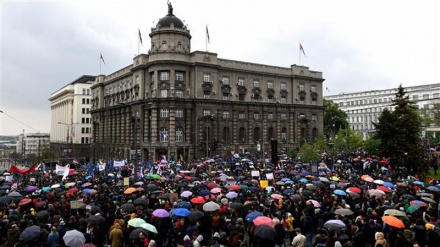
[1,0,439,135]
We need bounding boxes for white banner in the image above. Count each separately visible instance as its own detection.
[56,164,70,177]
[113,161,124,167]
[266,173,274,180]
[98,163,106,171]
[5,176,13,182]
[251,170,260,177]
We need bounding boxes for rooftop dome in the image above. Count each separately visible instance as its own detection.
[157,2,184,28]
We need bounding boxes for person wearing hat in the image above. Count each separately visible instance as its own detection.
[291,228,306,247]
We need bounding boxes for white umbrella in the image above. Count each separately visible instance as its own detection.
[63,229,86,247]
[374,180,384,185]
[203,201,220,211]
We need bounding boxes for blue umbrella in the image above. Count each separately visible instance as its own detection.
[42,187,51,192]
[200,190,210,196]
[334,190,347,196]
[283,189,294,195]
[300,178,308,183]
[172,208,190,217]
[383,182,394,189]
[246,211,263,222]
[174,201,192,209]
[413,181,424,186]
[248,186,259,192]
[284,180,293,185]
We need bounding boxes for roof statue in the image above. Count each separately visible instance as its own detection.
[168,2,173,15]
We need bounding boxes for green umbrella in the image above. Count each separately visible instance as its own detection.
[152,174,161,179]
[240,185,248,190]
[145,176,155,180]
[406,204,420,214]
[139,223,158,234]
[128,218,146,228]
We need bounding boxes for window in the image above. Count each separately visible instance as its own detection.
[86,99,90,104]
[268,113,274,120]
[175,90,183,98]
[162,41,168,49]
[238,78,245,86]
[175,72,184,81]
[203,73,211,82]
[175,109,183,118]
[238,111,245,119]
[82,108,86,114]
[253,80,259,88]
[203,93,210,99]
[280,97,287,103]
[203,110,211,116]
[87,89,90,95]
[160,109,169,118]
[222,110,230,119]
[312,100,317,105]
[81,128,85,134]
[86,108,90,114]
[311,86,316,93]
[82,88,86,95]
[222,76,230,85]
[312,114,317,121]
[175,127,183,142]
[423,94,429,100]
[299,113,305,119]
[299,84,305,91]
[280,82,287,90]
[281,131,287,141]
[413,95,419,101]
[281,113,287,121]
[433,93,439,98]
[82,118,85,124]
[253,112,260,120]
[86,118,90,124]
[267,81,273,89]
[222,95,230,100]
[82,98,86,104]
[160,89,168,98]
[160,71,169,81]
[159,128,168,142]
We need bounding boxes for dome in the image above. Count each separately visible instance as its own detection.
[157,3,184,28]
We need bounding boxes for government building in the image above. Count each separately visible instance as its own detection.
[90,4,324,162]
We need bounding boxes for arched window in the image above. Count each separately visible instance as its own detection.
[300,128,305,140]
[312,128,318,141]
[223,127,231,144]
[281,127,287,141]
[239,127,246,142]
[253,127,260,142]
[267,127,274,140]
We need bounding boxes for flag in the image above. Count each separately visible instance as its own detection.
[206,25,210,44]
[157,166,162,176]
[299,43,306,57]
[326,87,330,92]
[100,53,106,64]
[149,167,154,176]
[9,164,36,174]
[138,28,143,46]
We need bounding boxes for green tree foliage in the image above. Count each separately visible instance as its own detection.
[374,85,426,175]
[298,142,321,162]
[334,128,363,153]
[324,99,349,140]
[362,137,381,155]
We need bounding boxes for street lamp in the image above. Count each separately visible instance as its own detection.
[58,122,78,158]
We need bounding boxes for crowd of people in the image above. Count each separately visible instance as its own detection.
[0,151,439,247]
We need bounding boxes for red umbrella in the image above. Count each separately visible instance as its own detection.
[346,187,361,194]
[19,198,32,206]
[206,182,219,189]
[229,185,241,191]
[190,196,206,204]
[68,188,79,194]
[377,186,390,193]
[253,216,275,227]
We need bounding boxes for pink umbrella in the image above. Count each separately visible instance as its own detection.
[307,199,321,208]
[270,194,283,200]
[210,188,221,194]
[253,216,275,227]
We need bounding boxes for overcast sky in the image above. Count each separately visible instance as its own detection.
[1,0,439,136]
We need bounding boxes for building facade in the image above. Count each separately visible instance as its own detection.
[16,132,50,162]
[49,75,96,163]
[325,83,440,140]
[90,4,324,162]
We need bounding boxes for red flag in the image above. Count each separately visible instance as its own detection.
[206,25,210,44]
[299,42,306,57]
[100,53,106,64]
[138,28,143,46]
[9,164,36,174]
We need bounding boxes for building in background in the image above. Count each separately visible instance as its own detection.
[16,132,50,163]
[90,4,324,163]
[49,75,96,163]
[325,83,440,140]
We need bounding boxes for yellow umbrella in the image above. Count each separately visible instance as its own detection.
[331,176,340,181]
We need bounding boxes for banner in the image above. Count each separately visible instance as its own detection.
[266,173,274,180]
[114,160,124,167]
[9,164,36,174]
[260,180,268,189]
[98,163,106,171]
[123,177,130,186]
[251,170,260,177]
[56,164,70,180]
[5,176,13,182]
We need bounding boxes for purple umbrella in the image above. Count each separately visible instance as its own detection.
[25,186,38,192]
[324,219,346,231]
[35,201,47,208]
[152,209,170,218]
[180,191,192,198]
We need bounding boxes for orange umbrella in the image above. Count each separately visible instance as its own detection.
[190,196,206,204]
[124,187,136,194]
[361,175,371,180]
[382,216,405,228]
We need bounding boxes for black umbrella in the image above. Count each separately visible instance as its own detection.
[129,228,149,239]
[35,210,50,220]
[133,197,149,206]
[229,202,244,210]
[188,210,204,221]
[254,225,276,240]
[0,195,12,204]
[19,225,41,242]
[86,215,105,225]
[401,194,416,200]
[147,184,159,191]
[121,203,136,213]
[243,203,261,212]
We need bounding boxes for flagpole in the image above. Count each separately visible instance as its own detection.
[299,42,301,66]
[99,54,101,75]
[138,36,140,55]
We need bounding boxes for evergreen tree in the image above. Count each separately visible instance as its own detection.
[374,85,427,176]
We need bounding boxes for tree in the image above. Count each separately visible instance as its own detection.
[324,99,349,140]
[362,137,381,156]
[334,127,364,153]
[374,85,426,175]
[298,142,321,163]
[419,102,440,145]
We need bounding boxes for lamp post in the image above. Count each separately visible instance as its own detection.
[58,122,78,159]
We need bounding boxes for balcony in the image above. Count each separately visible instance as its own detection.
[237,85,247,95]
[280,89,288,98]
[221,84,231,95]
[202,81,213,92]
[311,91,318,101]
[298,90,306,100]
[266,88,275,97]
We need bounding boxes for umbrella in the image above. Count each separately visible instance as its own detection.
[374,179,384,185]
[254,225,276,240]
[68,187,79,194]
[421,197,436,204]
[229,185,241,191]
[8,191,21,197]
[283,189,294,195]
[323,219,346,231]
[210,187,221,194]
[35,201,47,208]
[147,184,159,191]
[334,208,354,216]
[368,189,385,197]
[413,181,424,186]
[87,215,105,225]
[35,210,50,220]
[346,187,361,194]
[152,209,170,218]
[307,199,321,208]
[63,229,86,247]
[229,202,243,210]
[190,197,206,204]
[128,218,147,228]
[382,215,405,228]
[121,203,136,213]
[133,197,149,206]
[188,210,204,221]
[383,182,395,188]
[81,182,92,187]
[51,184,61,189]
[180,191,193,198]
[129,228,149,239]
[246,211,264,222]
[139,223,158,234]
[226,192,238,199]
[334,190,347,196]
[426,186,440,193]
[271,193,283,200]
[410,200,427,207]
[377,186,390,192]
[25,186,37,192]
[203,201,220,211]
[20,225,41,242]
[172,208,190,217]
[401,194,416,200]
[19,198,32,206]
[124,187,137,194]
[175,201,192,209]
[384,209,407,217]
[253,216,275,227]
[200,189,210,196]
[319,177,329,183]
[0,196,12,204]
[406,204,420,214]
